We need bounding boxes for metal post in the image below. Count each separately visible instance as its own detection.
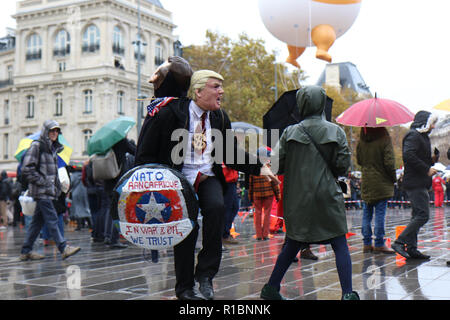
[274,62,278,101]
[136,0,142,135]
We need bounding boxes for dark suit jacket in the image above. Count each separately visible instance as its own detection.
[135,97,262,191]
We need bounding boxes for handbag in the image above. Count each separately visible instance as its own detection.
[91,149,121,181]
[58,167,70,193]
[300,124,348,194]
[18,190,36,216]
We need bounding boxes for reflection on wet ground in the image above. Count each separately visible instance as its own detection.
[0,206,449,300]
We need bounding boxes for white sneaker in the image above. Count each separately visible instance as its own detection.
[20,252,45,261]
[0,226,7,231]
[62,245,81,260]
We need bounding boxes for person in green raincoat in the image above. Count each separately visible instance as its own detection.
[260,85,359,300]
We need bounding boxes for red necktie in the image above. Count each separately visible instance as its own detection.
[200,112,207,153]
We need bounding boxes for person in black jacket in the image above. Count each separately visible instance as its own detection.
[0,170,11,230]
[135,63,277,300]
[104,137,136,249]
[392,111,438,260]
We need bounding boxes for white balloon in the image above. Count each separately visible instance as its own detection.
[258,0,362,47]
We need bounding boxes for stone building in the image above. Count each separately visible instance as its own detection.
[430,113,450,166]
[316,61,372,98]
[0,0,180,171]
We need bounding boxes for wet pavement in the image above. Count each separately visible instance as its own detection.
[0,205,449,301]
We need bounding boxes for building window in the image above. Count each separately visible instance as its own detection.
[155,40,164,66]
[4,100,9,125]
[54,93,63,116]
[3,133,8,159]
[58,61,66,72]
[117,91,124,115]
[173,40,183,57]
[83,89,93,114]
[7,65,13,82]
[26,95,35,118]
[26,33,42,61]
[83,129,92,155]
[82,25,100,53]
[54,29,70,57]
[113,26,124,56]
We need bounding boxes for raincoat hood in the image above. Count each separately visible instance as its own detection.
[410,110,438,134]
[40,119,63,151]
[296,85,327,119]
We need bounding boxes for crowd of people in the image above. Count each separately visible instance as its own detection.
[0,55,448,301]
[342,171,450,210]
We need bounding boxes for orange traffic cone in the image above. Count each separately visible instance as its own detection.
[346,232,356,239]
[394,226,407,263]
[395,226,406,239]
[229,223,240,239]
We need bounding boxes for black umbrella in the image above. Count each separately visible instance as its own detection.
[263,89,333,148]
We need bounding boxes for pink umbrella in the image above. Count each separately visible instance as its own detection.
[336,94,415,127]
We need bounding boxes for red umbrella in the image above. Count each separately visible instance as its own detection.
[336,95,415,127]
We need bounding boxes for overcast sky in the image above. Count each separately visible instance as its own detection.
[1,0,449,115]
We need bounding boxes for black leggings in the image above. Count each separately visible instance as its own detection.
[267,235,353,294]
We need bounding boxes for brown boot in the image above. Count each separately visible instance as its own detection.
[363,245,374,253]
[373,245,395,254]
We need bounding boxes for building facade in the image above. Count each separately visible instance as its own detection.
[316,61,372,98]
[0,0,179,171]
[430,113,450,166]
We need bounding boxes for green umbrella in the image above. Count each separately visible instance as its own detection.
[87,116,136,156]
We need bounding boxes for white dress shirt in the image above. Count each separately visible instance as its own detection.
[182,101,215,185]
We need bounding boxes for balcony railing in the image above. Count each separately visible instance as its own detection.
[155,56,164,66]
[26,50,42,61]
[0,79,13,88]
[82,43,100,53]
[53,45,70,57]
[112,44,125,56]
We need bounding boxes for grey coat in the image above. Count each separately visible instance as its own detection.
[22,120,63,200]
[70,171,91,219]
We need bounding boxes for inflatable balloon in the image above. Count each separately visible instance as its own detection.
[115,164,199,250]
[258,0,362,68]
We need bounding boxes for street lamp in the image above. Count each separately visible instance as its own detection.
[270,62,278,101]
[133,0,147,135]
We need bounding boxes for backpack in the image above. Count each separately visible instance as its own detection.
[17,140,43,188]
[90,149,121,181]
[81,160,96,188]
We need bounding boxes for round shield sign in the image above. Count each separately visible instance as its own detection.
[115,164,198,250]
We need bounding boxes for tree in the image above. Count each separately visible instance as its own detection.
[183,31,407,170]
[183,31,306,126]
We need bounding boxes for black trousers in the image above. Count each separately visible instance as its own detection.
[174,176,225,296]
[397,188,430,250]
